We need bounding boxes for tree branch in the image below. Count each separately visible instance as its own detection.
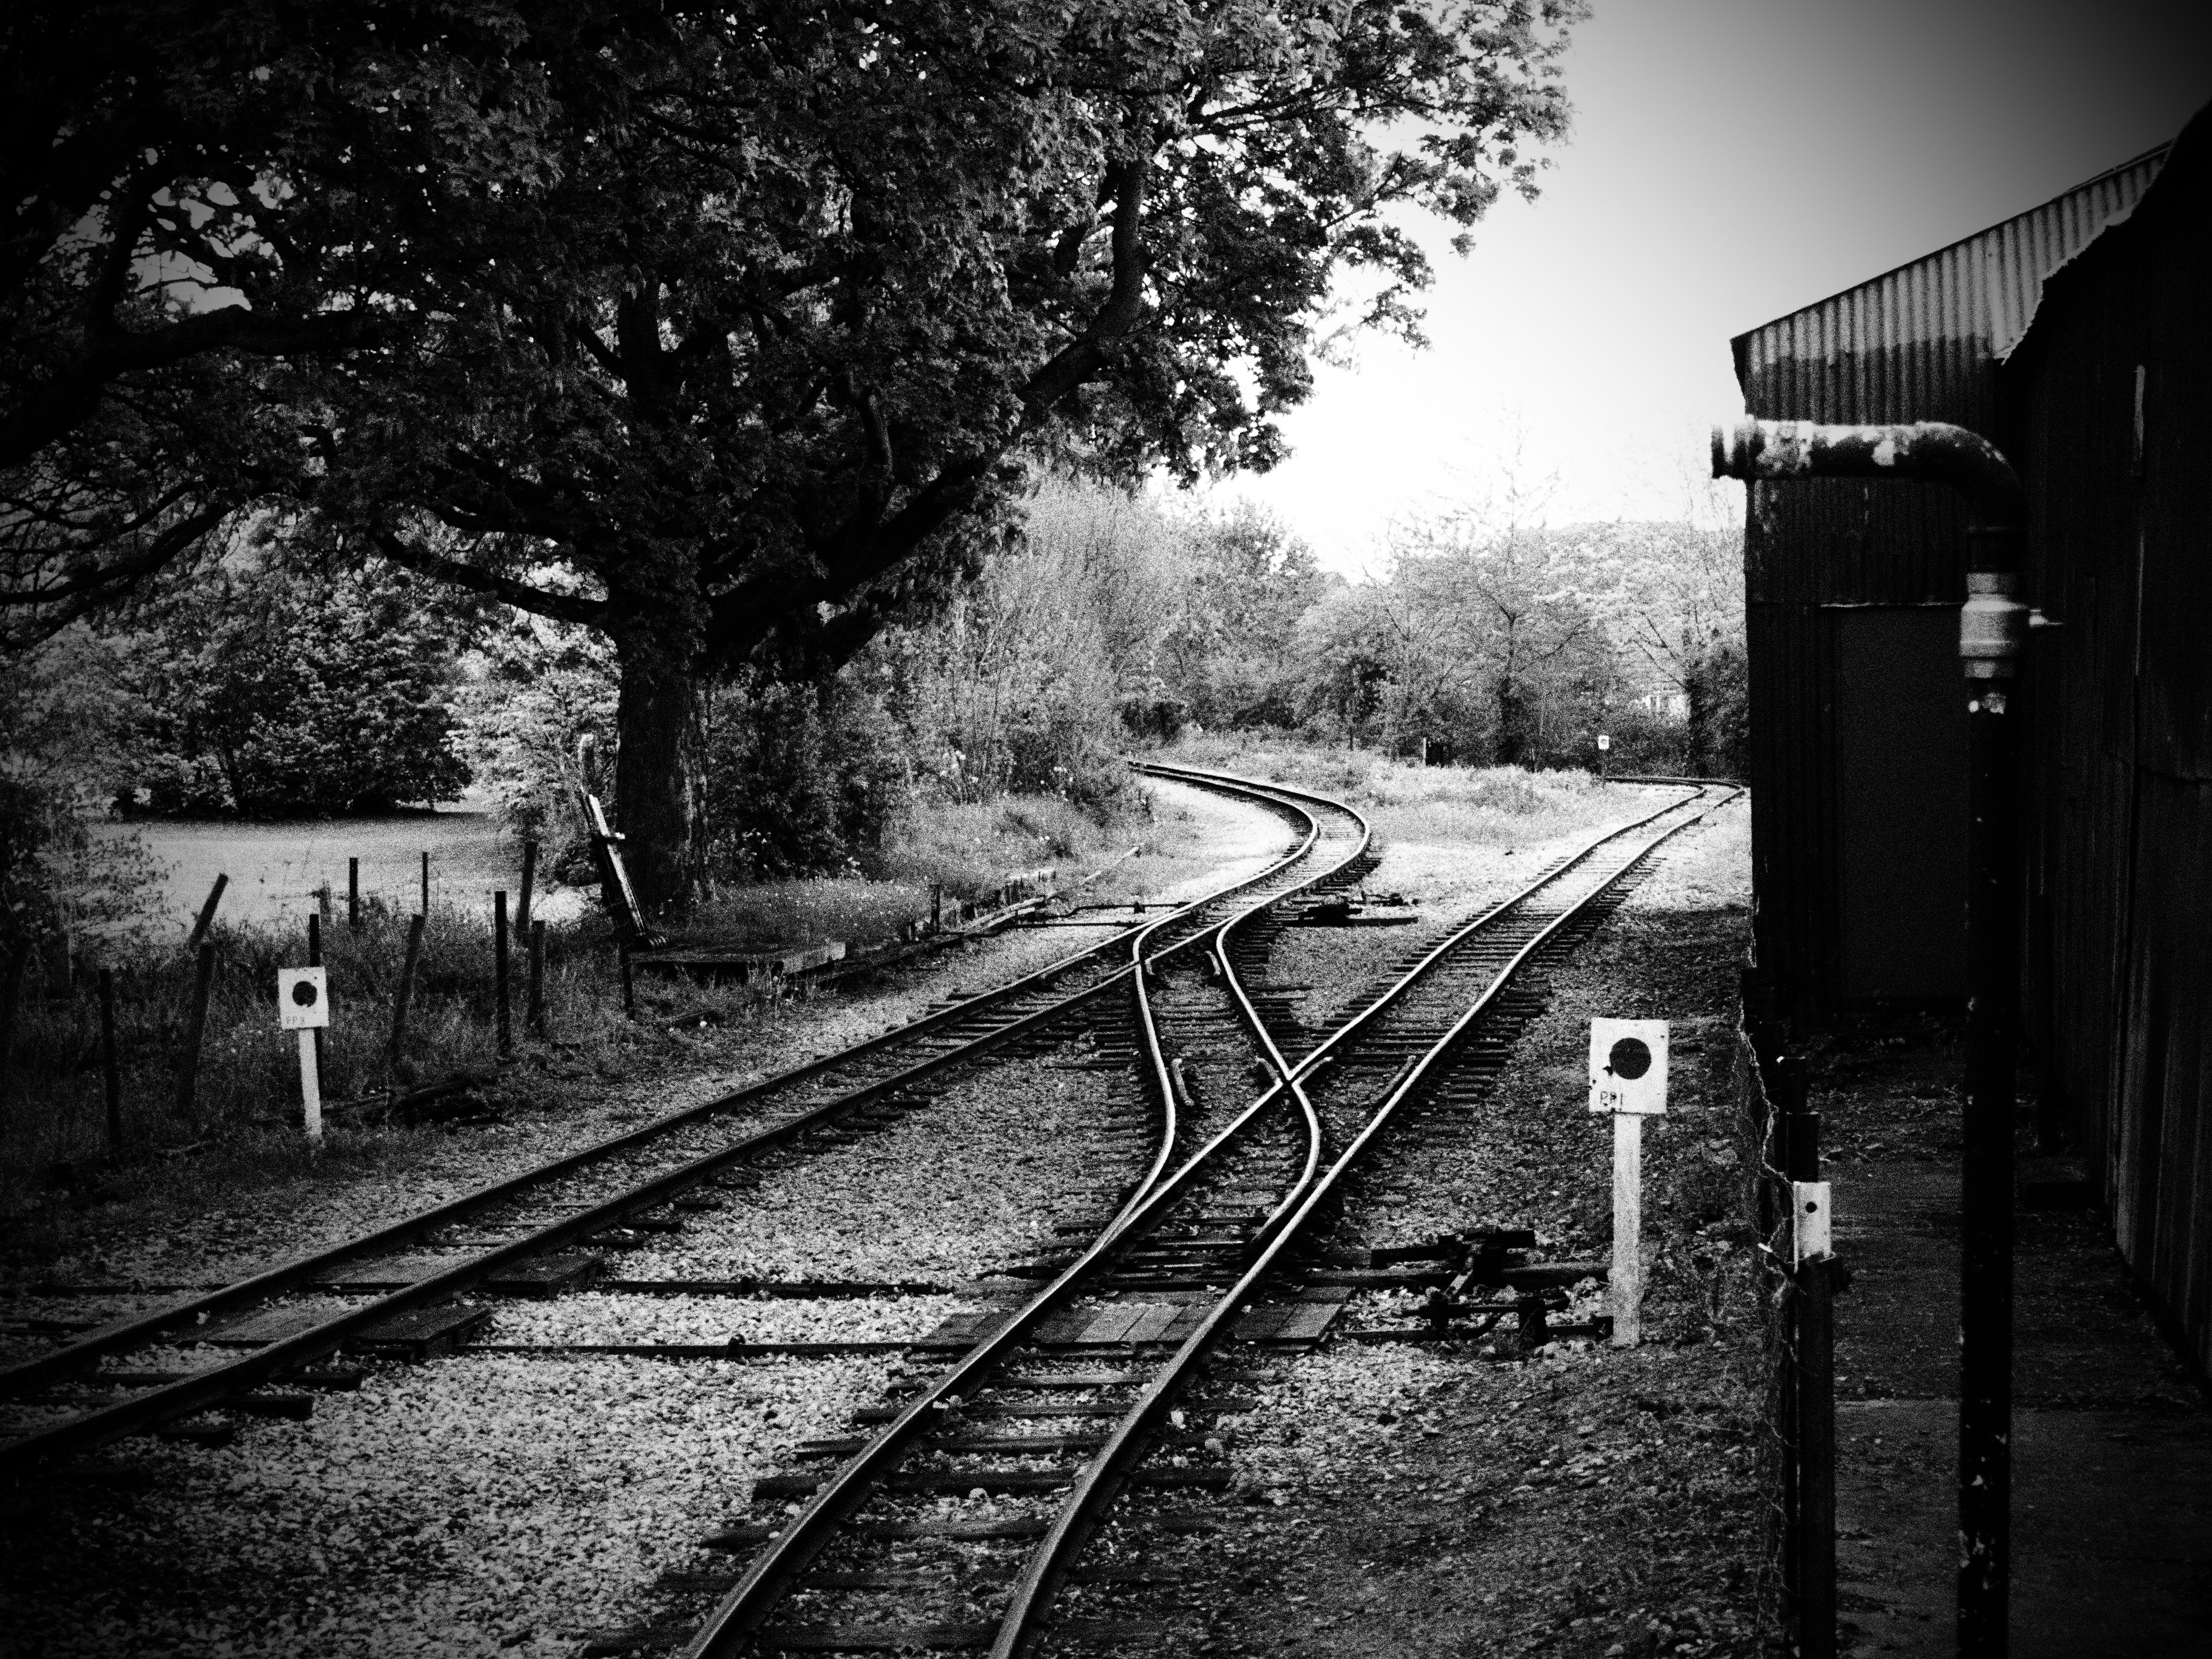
[0,308,390,469]
[370,529,612,628]
[1021,156,1149,419]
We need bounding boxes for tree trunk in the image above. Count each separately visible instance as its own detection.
[1495,675,1527,767]
[613,623,705,920]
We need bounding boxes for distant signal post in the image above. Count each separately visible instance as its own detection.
[1590,1017,1669,1345]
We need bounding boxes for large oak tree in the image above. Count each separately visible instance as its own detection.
[3,0,1586,912]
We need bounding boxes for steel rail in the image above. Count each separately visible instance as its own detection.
[671,784,1372,1659]
[0,776,1346,1471]
[988,787,1737,1658]
[675,781,1703,1658]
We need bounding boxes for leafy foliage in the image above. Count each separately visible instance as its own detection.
[112,552,472,817]
[1157,503,1332,731]
[0,631,168,955]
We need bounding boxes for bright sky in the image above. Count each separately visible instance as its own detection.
[1200,0,2212,576]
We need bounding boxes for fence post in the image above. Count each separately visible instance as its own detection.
[517,841,538,940]
[390,912,426,1078]
[528,920,547,1037]
[176,943,216,1130]
[421,851,431,915]
[348,857,361,929]
[187,873,229,951]
[1790,1100,1837,1659]
[98,968,124,1158]
[306,913,326,1083]
[494,890,511,1058]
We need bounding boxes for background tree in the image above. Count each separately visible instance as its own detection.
[1157,503,1328,732]
[110,543,473,817]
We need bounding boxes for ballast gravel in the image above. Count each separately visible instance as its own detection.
[617,1057,1147,1285]
[491,1291,973,1348]
[3,1351,894,1659]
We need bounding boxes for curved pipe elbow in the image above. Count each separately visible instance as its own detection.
[1710,418,2024,529]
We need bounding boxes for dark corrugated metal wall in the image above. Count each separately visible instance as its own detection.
[1732,149,2165,1016]
[2004,116,2212,1374]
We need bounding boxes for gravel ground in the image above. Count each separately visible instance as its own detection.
[2,1352,891,1659]
[488,1291,972,1347]
[612,1046,1146,1285]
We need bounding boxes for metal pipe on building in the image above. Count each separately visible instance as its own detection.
[1713,417,2024,1659]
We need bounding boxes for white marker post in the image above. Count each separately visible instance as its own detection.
[1589,1017,1669,1346]
[278,966,330,1142]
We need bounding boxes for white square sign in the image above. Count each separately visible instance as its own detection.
[1589,1018,1668,1115]
[277,966,330,1029]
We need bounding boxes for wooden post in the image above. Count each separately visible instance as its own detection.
[1791,1103,1837,1659]
[390,912,426,1075]
[420,851,430,914]
[494,890,511,1058]
[187,873,229,951]
[517,841,538,940]
[306,913,325,1082]
[176,943,216,1128]
[348,857,361,929]
[528,920,547,1037]
[98,968,123,1157]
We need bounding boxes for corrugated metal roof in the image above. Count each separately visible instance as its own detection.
[1731,145,2170,408]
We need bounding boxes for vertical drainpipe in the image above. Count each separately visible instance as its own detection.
[1711,419,2027,1659]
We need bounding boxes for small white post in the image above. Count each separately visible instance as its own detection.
[278,965,331,1144]
[297,1028,323,1141]
[1613,1111,1643,1344]
[1589,1017,1670,1347]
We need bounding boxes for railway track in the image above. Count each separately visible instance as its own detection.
[649,775,1730,1659]
[0,769,1372,1475]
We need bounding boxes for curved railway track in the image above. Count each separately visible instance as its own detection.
[0,769,1372,1476]
[662,773,1731,1659]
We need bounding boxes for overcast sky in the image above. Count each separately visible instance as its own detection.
[1199,0,2212,575]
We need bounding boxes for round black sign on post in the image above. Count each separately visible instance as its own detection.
[1607,1035,1652,1080]
[291,979,320,1010]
